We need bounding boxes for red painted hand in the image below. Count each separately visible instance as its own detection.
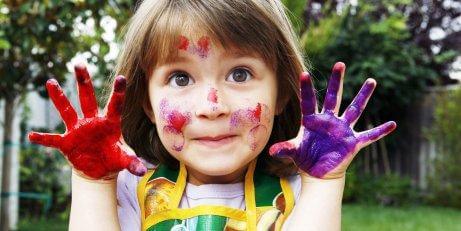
[28,65,147,179]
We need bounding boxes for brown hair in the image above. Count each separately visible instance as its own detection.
[115,0,305,177]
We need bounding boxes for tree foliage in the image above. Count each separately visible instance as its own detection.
[0,0,135,100]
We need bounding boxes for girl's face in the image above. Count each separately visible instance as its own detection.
[145,36,278,184]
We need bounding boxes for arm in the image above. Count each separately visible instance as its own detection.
[282,174,345,231]
[28,65,146,230]
[272,62,396,230]
[69,171,121,231]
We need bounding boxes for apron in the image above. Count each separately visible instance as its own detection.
[137,160,295,231]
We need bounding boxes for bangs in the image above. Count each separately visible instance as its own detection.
[141,0,280,75]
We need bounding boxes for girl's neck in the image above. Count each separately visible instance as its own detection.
[186,164,249,186]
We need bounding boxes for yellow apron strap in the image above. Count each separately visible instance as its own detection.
[137,169,155,229]
[280,177,295,216]
[244,160,258,230]
[169,162,187,209]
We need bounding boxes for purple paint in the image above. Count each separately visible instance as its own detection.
[343,79,375,125]
[159,98,192,151]
[300,72,317,116]
[322,62,344,112]
[195,36,211,58]
[230,103,268,129]
[270,62,396,178]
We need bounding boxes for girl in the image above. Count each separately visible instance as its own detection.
[28,0,396,230]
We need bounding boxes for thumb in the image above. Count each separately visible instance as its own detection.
[126,156,147,177]
[118,144,147,176]
[269,140,298,159]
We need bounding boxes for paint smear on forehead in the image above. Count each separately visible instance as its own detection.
[159,98,192,151]
[177,35,190,51]
[176,35,211,59]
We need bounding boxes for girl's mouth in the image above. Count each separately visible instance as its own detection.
[194,134,237,148]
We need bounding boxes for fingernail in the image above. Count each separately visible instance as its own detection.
[114,76,126,92]
[130,162,147,176]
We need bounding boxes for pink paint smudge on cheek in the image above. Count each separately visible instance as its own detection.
[248,124,268,151]
[230,103,269,129]
[207,88,218,103]
[229,103,272,150]
[159,99,191,151]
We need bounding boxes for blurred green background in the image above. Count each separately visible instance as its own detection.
[0,0,460,230]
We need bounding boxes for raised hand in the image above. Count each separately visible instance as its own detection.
[269,62,396,179]
[28,65,147,179]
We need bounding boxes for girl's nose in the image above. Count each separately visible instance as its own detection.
[195,87,230,120]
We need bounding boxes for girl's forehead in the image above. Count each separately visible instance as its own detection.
[155,33,264,65]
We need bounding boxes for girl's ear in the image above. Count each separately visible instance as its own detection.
[142,100,156,124]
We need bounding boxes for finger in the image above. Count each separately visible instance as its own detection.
[269,140,298,159]
[46,79,78,128]
[75,64,98,118]
[119,150,147,176]
[300,72,317,116]
[28,132,63,149]
[342,78,376,126]
[322,62,345,114]
[106,76,126,121]
[357,121,397,148]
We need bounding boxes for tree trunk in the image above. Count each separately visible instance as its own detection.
[1,95,20,231]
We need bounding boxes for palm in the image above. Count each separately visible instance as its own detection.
[28,65,146,179]
[270,62,396,179]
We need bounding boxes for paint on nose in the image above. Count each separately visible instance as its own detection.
[207,88,218,104]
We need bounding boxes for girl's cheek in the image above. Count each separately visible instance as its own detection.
[158,98,192,152]
[230,102,272,151]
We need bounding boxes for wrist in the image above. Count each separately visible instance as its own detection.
[72,169,118,185]
[300,171,346,186]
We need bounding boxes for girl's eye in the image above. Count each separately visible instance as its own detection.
[226,68,253,83]
[167,72,194,87]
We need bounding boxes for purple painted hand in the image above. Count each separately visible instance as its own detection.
[269,62,396,179]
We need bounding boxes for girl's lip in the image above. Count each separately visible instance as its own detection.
[194,134,237,141]
[194,135,237,148]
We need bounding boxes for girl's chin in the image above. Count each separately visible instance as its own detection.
[187,159,245,176]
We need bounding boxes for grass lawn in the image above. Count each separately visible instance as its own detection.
[18,204,461,230]
[342,204,461,230]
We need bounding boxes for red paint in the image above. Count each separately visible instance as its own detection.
[159,98,191,151]
[196,36,211,58]
[178,35,189,50]
[28,66,147,179]
[253,103,262,122]
[74,64,98,118]
[207,88,218,103]
[167,110,189,132]
[269,141,296,157]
